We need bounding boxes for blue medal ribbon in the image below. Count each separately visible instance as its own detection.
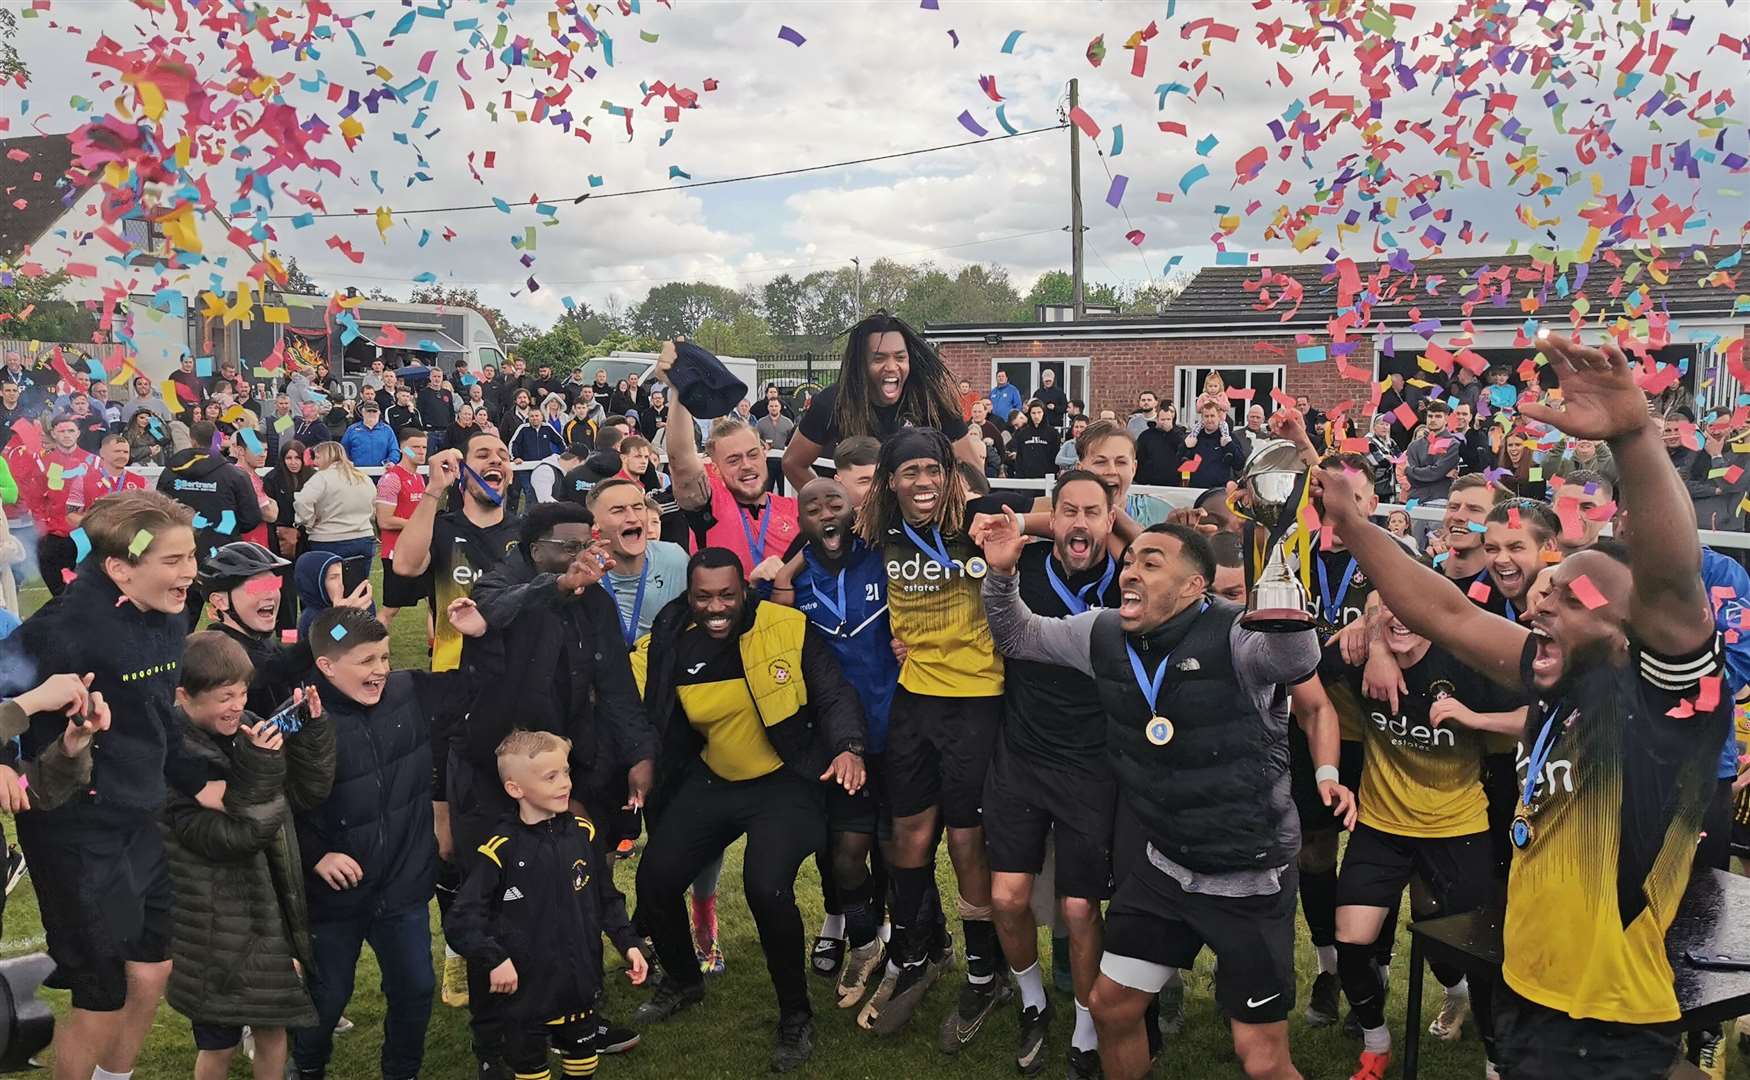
[1315,553,1359,625]
[901,521,954,570]
[613,556,651,648]
[810,567,849,632]
[1045,555,1115,615]
[1519,703,1569,809]
[1124,600,1208,717]
[458,462,504,506]
[739,503,772,564]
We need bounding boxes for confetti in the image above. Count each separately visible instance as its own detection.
[128,530,154,558]
[1467,579,1493,604]
[777,25,806,47]
[956,111,988,138]
[1569,574,1609,611]
[330,624,349,641]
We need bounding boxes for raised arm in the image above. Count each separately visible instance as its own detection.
[1313,464,1528,692]
[393,449,457,577]
[782,431,826,493]
[1521,335,1713,656]
[652,340,712,511]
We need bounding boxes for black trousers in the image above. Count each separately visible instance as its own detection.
[635,764,825,1018]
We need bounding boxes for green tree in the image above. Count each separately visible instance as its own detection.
[0,10,27,88]
[275,253,321,295]
[762,274,808,337]
[0,272,98,342]
[800,268,858,338]
[557,301,617,346]
[1020,270,1126,316]
[859,258,918,317]
[515,323,586,371]
[629,281,746,339]
[408,284,510,339]
[693,311,778,357]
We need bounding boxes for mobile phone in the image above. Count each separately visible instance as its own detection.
[264,693,304,735]
[1684,948,1750,972]
[340,556,371,598]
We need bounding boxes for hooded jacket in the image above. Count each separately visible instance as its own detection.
[10,569,206,819]
[464,550,655,797]
[293,551,377,641]
[210,619,315,718]
[163,709,336,1028]
[156,449,264,558]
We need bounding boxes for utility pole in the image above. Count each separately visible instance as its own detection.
[851,256,863,319]
[1068,78,1086,321]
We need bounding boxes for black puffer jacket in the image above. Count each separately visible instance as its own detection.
[295,670,456,922]
[163,710,336,1027]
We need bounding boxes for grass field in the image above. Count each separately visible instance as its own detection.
[0,575,1741,1078]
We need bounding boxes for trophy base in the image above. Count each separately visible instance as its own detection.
[1240,607,1317,633]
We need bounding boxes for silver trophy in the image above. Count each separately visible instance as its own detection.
[1235,438,1315,632]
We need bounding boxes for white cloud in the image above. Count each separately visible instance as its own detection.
[7,0,1745,327]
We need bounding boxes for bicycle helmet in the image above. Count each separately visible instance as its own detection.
[198,541,290,591]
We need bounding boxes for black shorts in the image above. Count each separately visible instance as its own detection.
[983,738,1115,899]
[1101,845,1297,1025]
[885,688,1001,829]
[15,812,173,1011]
[827,751,885,838]
[192,1022,245,1051]
[1290,728,1363,833]
[380,557,431,608]
[1696,777,1734,871]
[1493,978,1681,1079]
[1335,823,1495,916]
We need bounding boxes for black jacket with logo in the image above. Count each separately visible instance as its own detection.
[156,449,264,557]
[444,812,640,1023]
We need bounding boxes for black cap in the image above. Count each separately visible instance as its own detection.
[668,341,747,420]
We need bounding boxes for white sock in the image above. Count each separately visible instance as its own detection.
[1445,976,1469,1000]
[1073,1001,1098,1052]
[879,922,892,943]
[1013,963,1047,1012]
[93,1069,133,1080]
[1362,1024,1391,1055]
[820,913,846,939]
[1316,945,1338,974]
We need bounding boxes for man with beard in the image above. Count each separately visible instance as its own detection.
[775,477,915,1014]
[458,501,651,1071]
[390,429,520,1008]
[975,516,1322,1080]
[628,548,865,1074]
[982,469,1123,1078]
[1311,335,1728,1079]
[655,340,800,575]
[852,429,1032,1045]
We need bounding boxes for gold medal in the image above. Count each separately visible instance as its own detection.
[1145,715,1175,747]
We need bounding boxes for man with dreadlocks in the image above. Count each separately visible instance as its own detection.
[783,314,985,492]
[852,428,1032,1050]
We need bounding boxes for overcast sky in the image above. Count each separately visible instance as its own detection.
[5,0,1746,325]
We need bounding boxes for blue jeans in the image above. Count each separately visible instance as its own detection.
[292,905,434,1080]
[307,536,378,562]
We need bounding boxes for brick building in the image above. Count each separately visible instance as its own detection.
[927,246,1747,424]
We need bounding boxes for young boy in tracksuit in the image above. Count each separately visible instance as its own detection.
[445,730,649,1080]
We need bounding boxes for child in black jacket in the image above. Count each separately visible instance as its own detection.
[445,730,648,1080]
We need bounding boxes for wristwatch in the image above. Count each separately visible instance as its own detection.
[841,740,866,757]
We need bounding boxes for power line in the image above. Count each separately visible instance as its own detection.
[271,123,1069,221]
[293,226,1066,292]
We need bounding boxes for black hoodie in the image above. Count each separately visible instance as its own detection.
[9,569,205,822]
[156,449,265,558]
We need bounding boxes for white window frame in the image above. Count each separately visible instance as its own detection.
[1175,364,1286,422]
[989,357,1091,409]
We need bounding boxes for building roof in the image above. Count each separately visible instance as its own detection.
[928,244,1748,342]
[0,133,77,261]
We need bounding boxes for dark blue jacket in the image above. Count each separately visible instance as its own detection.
[7,569,204,819]
[294,669,461,922]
